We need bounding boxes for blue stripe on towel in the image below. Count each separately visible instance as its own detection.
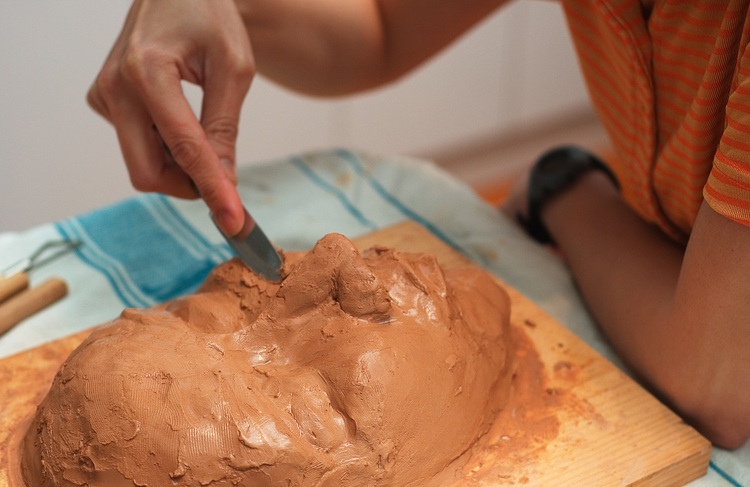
[710,461,744,487]
[148,194,233,262]
[335,148,469,256]
[56,218,154,308]
[55,196,225,308]
[290,156,379,231]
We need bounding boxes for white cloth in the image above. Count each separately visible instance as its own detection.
[0,149,746,485]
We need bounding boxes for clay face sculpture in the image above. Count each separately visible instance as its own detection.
[21,233,514,486]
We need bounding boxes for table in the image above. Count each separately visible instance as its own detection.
[0,149,747,486]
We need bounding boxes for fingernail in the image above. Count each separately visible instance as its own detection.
[220,158,238,186]
[215,210,242,237]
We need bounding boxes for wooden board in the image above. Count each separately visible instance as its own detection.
[0,221,711,486]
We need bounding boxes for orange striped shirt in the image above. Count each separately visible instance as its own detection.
[561,0,750,242]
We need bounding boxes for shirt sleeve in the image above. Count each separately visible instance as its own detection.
[705,41,750,227]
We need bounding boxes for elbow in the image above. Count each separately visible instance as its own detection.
[667,384,750,449]
[645,340,750,449]
[687,407,749,449]
[714,431,749,450]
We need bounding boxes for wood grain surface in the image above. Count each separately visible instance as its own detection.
[0,221,711,486]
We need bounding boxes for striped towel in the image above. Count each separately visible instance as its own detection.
[0,148,746,485]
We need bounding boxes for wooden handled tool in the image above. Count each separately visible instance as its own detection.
[0,277,68,335]
[0,273,30,303]
[0,239,80,335]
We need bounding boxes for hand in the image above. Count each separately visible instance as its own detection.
[87,0,254,236]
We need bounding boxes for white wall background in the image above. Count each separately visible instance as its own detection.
[0,0,591,232]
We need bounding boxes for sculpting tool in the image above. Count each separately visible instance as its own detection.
[0,239,79,334]
[153,124,282,281]
[213,209,283,282]
[0,278,68,335]
[0,239,79,301]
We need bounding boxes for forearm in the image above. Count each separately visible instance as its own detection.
[544,172,683,365]
[544,172,750,448]
[235,0,507,95]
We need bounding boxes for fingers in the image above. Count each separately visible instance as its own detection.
[116,104,198,200]
[86,0,140,122]
[91,46,200,200]
[200,10,255,187]
[86,80,110,121]
[85,0,255,236]
[142,67,246,235]
[92,48,246,235]
[201,60,254,187]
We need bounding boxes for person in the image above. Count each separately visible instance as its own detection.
[87,0,750,448]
